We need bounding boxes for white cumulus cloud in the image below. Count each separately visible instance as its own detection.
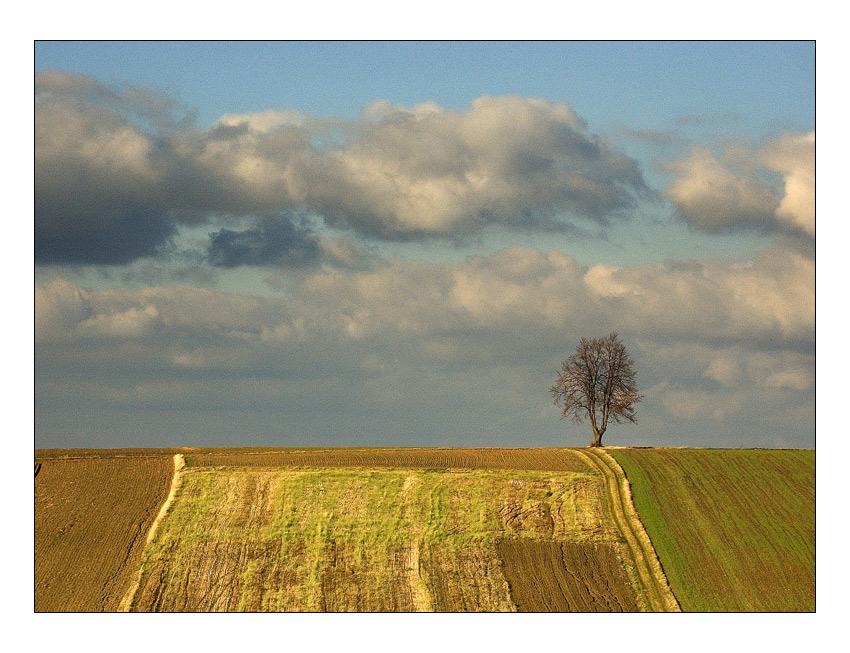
[663,133,815,238]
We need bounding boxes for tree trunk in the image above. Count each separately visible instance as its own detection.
[590,425,605,447]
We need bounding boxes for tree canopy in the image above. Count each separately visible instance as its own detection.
[550,332,642,447]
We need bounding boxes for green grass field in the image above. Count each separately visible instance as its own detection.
[610,448,815,612]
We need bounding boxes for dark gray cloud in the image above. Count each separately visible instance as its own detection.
[33,71,291,265]
[35,206,177,265]
[208,215,321,268]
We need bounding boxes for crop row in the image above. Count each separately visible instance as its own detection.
[183,447,588,472]
[34,455,175,611]
[611,449,815,612]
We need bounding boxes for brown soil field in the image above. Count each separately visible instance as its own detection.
[35,448,186,460]
[34,453,175,612]
[498,540,638,611]
[183,447,588,472]
[419,540,514,611]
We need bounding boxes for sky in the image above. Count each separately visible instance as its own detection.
[33,40,816,450]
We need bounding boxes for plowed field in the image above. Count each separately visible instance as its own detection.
[498,540,637,611]
[128,462,644,612]
[610,448,815,612]
[182,447,587,472]
[34,453,175,611]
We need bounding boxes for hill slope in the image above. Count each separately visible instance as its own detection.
[35,447,814,612]
[610,448,815,612]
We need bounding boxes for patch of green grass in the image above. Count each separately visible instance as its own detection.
[611,449,815,612]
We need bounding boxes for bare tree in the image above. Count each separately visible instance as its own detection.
[550,332,642,447]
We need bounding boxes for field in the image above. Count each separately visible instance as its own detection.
[127,458,645,612]
[181,447,588,472]
[34,452,175,611]
[611,448,815,612]
[34,446,814,612]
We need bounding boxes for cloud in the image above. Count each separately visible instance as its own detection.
[701,347,813,391]
[34,278,92,343]
[583,246,814,348]
[675,112,741,127]
[703,355,743,387]
[35,72,650,265]
[299,95,648,238]
[618,125,683,146]
[35,72,179,264]
[35,69,104,98]
[654,384,745,421]
[36,243,814,355]
[662,133,815,238]
[208,214,321,268]
[215,109,312,132]
[663,146,781,233]
[762,368,813,391]
[35,242,814,447]
[641,341,814,431]
[76,305,160,340]
[759,132,815,237]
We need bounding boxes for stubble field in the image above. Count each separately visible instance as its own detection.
[127,456,643,612]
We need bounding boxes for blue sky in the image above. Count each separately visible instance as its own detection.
[34,41,814,133]
[34,41,815,449]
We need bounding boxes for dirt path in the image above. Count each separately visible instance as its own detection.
[118,453,185,611]
[400,474,433,612]
[574,449,680,612]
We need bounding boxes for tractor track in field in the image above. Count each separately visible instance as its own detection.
[574,448,680,612]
